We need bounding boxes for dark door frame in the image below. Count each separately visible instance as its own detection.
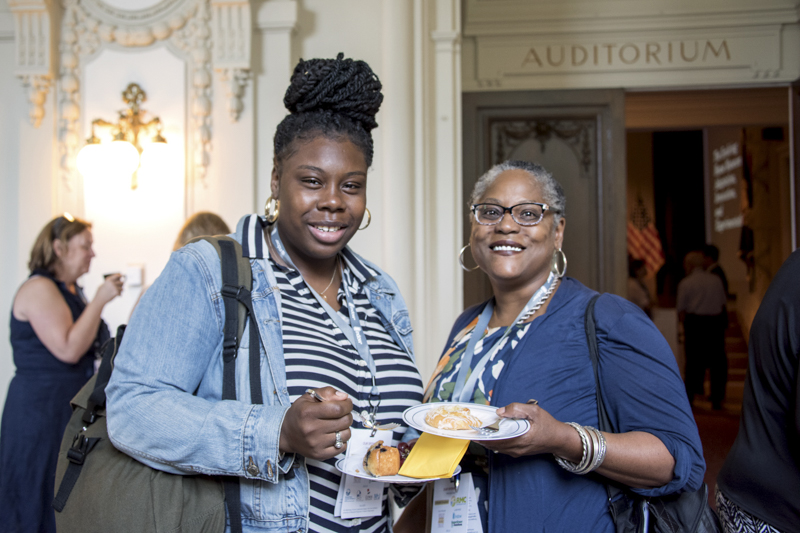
[462,89,627,307]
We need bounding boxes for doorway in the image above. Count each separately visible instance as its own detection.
[625,88,793,333]
[461,89,627,309]
[625,87,793,506]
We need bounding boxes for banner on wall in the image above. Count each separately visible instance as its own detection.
[627,195,665,276]
[707,131,745,235]
[705,128,751,294]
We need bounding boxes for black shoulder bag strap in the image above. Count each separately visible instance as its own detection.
[53,326,125,512]
[584,294,651,533]
[54,237,264,530]
[216,237,263,533]
[584,295,612,430]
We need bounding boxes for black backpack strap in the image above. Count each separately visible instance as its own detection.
[217,238,245,533]
[241,291,264,405]
[218,239,241,403]
[208,236,262,404]
[205,236,264,533]
[189,236,251,357]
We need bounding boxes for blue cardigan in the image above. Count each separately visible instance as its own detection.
[443,278,705,532]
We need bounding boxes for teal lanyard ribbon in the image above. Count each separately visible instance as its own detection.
[451,271,557,403]
[269,224,381,421]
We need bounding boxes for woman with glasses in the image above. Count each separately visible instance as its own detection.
[0,214,122,533]
[417,160,705,532]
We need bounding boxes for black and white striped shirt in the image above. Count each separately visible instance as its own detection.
[271,253,423,533]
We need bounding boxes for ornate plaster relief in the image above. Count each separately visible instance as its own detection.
[8,0,54,128]
[211,0,251,122]
[48,0,252,210]
[491,119,596,175]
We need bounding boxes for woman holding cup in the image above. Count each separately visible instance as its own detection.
[0,213,122,533]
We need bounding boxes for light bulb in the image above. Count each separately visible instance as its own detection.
[107,140,140,176]
[76,142,105,178]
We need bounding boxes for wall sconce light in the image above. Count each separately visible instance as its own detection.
[76,82,167,189]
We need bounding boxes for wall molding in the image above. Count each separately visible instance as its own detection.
[463,0,800,91]
[211,0,251,122]
[411,0,464,376]
[463,0,800,36]
[492,118,596,175]
[49,0,252,215]
[8,0,55,127]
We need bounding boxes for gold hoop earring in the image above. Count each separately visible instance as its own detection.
[264,196,280,224]
[459,244,480,272]
[551,248,567,278]
[358,208,371,230]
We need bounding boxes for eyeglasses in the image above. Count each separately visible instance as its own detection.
[471,202,555,226]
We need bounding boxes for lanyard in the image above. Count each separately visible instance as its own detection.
[452,271,558,403]
[269,224,381,420]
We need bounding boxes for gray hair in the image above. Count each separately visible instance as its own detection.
[469,160,566,228]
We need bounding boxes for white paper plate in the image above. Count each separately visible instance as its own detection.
[402,402,530,440]
[335,458,461,484]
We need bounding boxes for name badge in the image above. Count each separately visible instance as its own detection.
[334,428,394,520]
[431,473,483,533]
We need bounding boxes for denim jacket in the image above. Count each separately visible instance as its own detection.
[106,215,415,533]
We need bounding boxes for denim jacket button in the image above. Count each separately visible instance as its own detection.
[266,459,274,478]
[246,456,260,476]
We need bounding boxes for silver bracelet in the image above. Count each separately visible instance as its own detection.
[585,426,607,471]
[555,422,594,474]
[584,424,600,473]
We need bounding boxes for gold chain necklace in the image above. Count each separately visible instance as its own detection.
[319,257,340,301]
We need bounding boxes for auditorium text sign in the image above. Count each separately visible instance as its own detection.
[473,30,785,88]
[519,40,731,69]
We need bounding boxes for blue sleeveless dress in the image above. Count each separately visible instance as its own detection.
[0,269,109,533]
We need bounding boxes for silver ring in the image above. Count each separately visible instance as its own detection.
[334,431,343,449]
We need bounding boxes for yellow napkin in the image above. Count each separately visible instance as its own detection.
[398,432,469,479]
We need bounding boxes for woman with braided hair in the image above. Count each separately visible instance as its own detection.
[106,54,423,532]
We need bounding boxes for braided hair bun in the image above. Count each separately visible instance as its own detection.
[284,53,383,131]
[274,53,384,167]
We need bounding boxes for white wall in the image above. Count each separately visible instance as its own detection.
[293,0,410,310]
[253,0,464,383]
[0,1,23,413]
[0,0,464,419]
[0,0,259,418]
[80,45,188,332]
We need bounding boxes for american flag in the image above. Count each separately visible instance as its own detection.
[628,195,665,276]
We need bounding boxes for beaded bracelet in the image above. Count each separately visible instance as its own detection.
[555,422,593,474]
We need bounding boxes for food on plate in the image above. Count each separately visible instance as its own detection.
[397,441,414,467]
[424,404,483,430]
[363,441,400,477]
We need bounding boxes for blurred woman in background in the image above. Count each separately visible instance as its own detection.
[173,211,231,251]
[0,213,123,533]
